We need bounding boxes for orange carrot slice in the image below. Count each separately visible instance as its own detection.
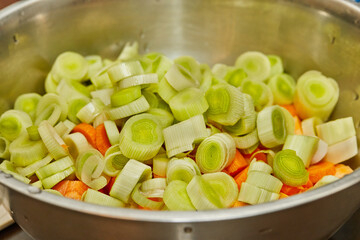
[225,150,249,176]
[234,166,249,190]
[307,161,336,184]
[72,123,96,148]
[53,180,89,199]
[294,116,303,135]
[280,104,297,117]
[334,164,353,178]
[95,123,112,156]
[232,201,248,208]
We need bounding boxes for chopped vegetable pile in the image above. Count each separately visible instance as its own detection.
[0,42,356,210]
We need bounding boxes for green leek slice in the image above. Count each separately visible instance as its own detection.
[0,137,10,159]
[109,159,152,203]
[199,64,213,93]
[103,120,120,145]
[268,73,296,105]
[76,99,104,124]
[202,172,239,208]
[26,125,40,141]
[90,72,113,90]
[85,55,103,79]
[147,108,174,128]
[240,79,273,111]
[169,87,209,121]
[174,56,202,83]
[56,79,91,100]
[235,51,271,82]
[14,93,41,120]
[233,129,259,149]
[119,113,164,161]
[44,73,58,93]
[166,157,201,183]
[273,149,309,187]
[165,64,199,91]
[52,51,88,82]
[206,83,244,126]
[17,154,53,177]
[83,188,125,207]
[131,183,164,210]
[63,133,92,160]
[117,42,139,61]
[283,134,319,167]
[67,98,90,124]
[268,55,284,78]
[107,95,150,120]
[117,73,158,89]
[36,156,73,180]
[163,180,196,211]
[0,110,32,141]
[107,61,144,82]
[157,77,178,103]
[103,151,129,177]
[316,117,356,145]
[36,93,68,123]
[0,161,31,184]
[110,86,142,107]
[41,166,75,189]
[223,112,257,136]
[294,70,339,121]
[224,67,248,88]
[141,52,173,79]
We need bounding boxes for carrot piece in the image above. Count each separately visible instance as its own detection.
[234,166,249,190]
[53,180,89,199]
[153,173,166,178]
[279,192,289,199]
[293,116,303,135]
[334,164,353,178]
[280,104,297,117]
[232,201,248,208]
[72,123,97,148]
[225,150,249,176]
[95,123,112,156]
[280,178,313,196]
[138,205,153,210]
[307,161,336,184]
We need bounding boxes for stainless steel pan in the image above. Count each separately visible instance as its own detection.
[0,0,360,239]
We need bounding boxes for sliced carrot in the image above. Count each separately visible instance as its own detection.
[232,201,248,208]
[138,205,153,210]
[293,116,303,135]
[334,164,353,178]
[72,123,96,148]
[221,169,230,175]
[95,123,112,156]
[280,104,297,117]
[64,191,83,200]
[52,180,89,199]
[280,179,313,196]
[153,173,166,178]
[225,150,249,176]
[279,192,289,199]
[307,161,336,184]
[234,166,249,190]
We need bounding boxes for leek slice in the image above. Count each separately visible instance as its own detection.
[246,171,283,193]
[103,120,120,145]
[75,149,107,190]
[174,56,202,83]
[76,99,104,124]
[238,182,261,205]
[52,51,88,82]
[301,117,323,137]
[248,159,273,174]
[195,133,236,173]
[41,166,75,189]
[45,73,58,93]
[0,137,10,159]
[202,172,239,208]
[147,108,174,128]
[157,77,178,103]
[206,83,244,126]
[257,189,280,204]
[90,72,113,90]
[67,97,90,124]
[141,53,173,79]
[166,157,201,183]
[9,133,48,167]
[32,180,43,189]
[153,154,170,177]
[316,117,356,145]
[141,178,167,194]
[257,105,294,148]
[165,64,199,91]
[224,67,248,88]
[199,63,213,93]
[131,183,164,210]
[103,151,129,177]
[163,115,209,157]
[117,42,139,61]
[273,149,309,187]
[169,87,209,121]
[324,136,358,164]
[85,55,103,79]
[212,63,229,79]
[111,86,142,107]
[119,113,164,161]
[142,90,159,108]
[283,134,319,167]
[107,95,150,120]
[186,175,223,210]
[83,188,125,207]
[36,156,73,180]
[233,129,259,149]
[313,175,339,189]
[117,73,158,89]
[105,144,120,157]
[107,61,144,82]
[54,120,75,137]
[63,133,92,160]
[38,120,68,160]
[90,88,114,106]
[16,154,53,177]
[14,93,41,120]
[0,110,32,141]
[223,112,256,136]
[268,73,296,105]
[235,51,271,82]
[268,55,284,78]
[56,79,91,100]
[0,161,31,184]
[240,79,273,111]
[311,139,328,165]
[34,103,62,126]
[163,180,196,211]
[293,70,339,121]
[240,143,259,155]
[109,159,152,203]
[26,126,40,141]
[36,93,68,122]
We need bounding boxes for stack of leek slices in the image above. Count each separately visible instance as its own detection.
[0,41,356,211]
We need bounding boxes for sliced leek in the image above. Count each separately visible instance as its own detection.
[283,134,319,167]
[147,108,174,128]
[301,117,323,137]
[324,136,358,164]
[107,95,150,120]
[246,171,283,193]
[83,188,125,207]
[14,93,41,120]
[107,61,144,82]
[313,175,339,189]
[233,129,259,150]
[268,55,284,78]
[117,73,158,89]
[311,139,328,165]
[16,154,53,177]
[316,117,355,145]
[153,154,170,177]
[63,133,92,160]
[103,120,120,145]
[41,166,75,189]
[240,79,273,111]
[103,151,129,176]
[36,156,73,180]
[0,137,10,159]
[165,64,199,91]
[166,157,201,183]
[248,159,273,174]
[131,183,164,210]
[0,110,32,141]
[235,51,271,82]
[51,51,88,82]
[163,180,196,211]
[268,73,296,105]
[110,86,142,107]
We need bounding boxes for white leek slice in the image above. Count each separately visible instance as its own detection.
[140,52,173,79]
[316,117,356,145]
[324,136,358,164]
[56,79,91,100]
[36,93,68,122]
[54,120,75,137]
[233,129,259,150]
[67,97,90,124]
[163,180,196,211]
[90,72,113,90]
[238,182,261,205]
[248,159,273,174]
[283,134,319,167]
[103,151,129,177]
[17,154,53,177]
[131,183,164,210]
[107,61,144,82]
[36,156,73,180]
[157,77,178,103]
[109,159,152,203]
[0,110,32,141]
[240,79,273,111]
[235,51,271,82]
[301,117,323,137]
[63,133,92,160]
[311,139,328,165]
[313,175,339,189]
[165,64,199,91]
[38,120,68,160]
[119,113,164,161]
[163,115,209,157]
[41,166,75,189]
[107,95,150,120]
[83,188,125,207]
[166,157,201,183]
[91,88,114,106]
[153,154,170,177]
[223,112,257,136]
[267,73,295,105]
[147,108,174,128]
[202,172,239,208]
[293,70,339,121]
[141,178,167,193]
[0,137,10,159]
[44,73,58,93]
[76,99,104,124]
[117,42,139,61]
[0,161,31,184]
[246,171,283,193]
[52,51,88,82]
[268,55,284,78]
[174,56,202,83]
[14,93,41,120]
[103,120,120,145]
[186,175,223,210]
[34,103,62,126]
[118,73,158,89]
[85,55,103,79]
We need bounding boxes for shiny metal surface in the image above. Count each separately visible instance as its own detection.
[0,0,360,239]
